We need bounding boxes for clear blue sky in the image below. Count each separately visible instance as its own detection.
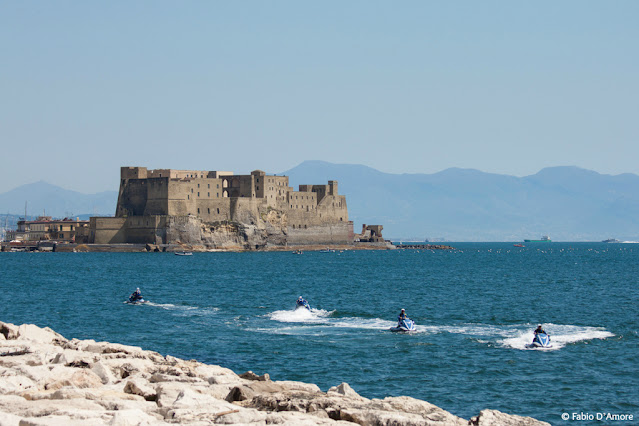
[1,1,638,193]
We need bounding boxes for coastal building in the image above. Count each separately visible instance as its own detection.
[6,217,89,242]
[89,167,353,248]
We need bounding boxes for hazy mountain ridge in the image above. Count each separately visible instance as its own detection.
[2,163,638,241]
[284,161,639,241]
[0,181,117,218]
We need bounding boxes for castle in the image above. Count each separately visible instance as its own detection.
[89,167,353,248]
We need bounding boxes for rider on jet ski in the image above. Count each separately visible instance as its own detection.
[296,296,309,309]
[130,288,143,302]
[398,308,408,323]
[534,324,546,335]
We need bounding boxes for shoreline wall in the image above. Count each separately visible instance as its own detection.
[0,321,549,425]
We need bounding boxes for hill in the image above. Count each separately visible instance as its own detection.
[0,181,116,219]
[283,161,639,241]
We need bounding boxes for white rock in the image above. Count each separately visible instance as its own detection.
[108,409,160,426]
[0,322,20,340]
[172,387,217,408]
[51,353,69,365]
[123,379,156,400]
[16,324,67,344]
[470,409,551,426]
[91,361,117,385]
[0,409,21,426]
[327,382,367,400]
[45,369,104,391]
[274,380,321,393]
[0,367,37,394]
[17,415,107,426]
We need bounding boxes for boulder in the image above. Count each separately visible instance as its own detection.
[327,382,367,400]
[123,379,157,401]
[469,409,551,426]
[0,367,37,395]
[108,409,160,425]
[45,369,104,391]
[225,385,256,402]
[0,322,20,340]
[274,380,322,393]
[239,370,270,381]
[16,324,67,344]
[91,362,117,385]
[0,410,21,426]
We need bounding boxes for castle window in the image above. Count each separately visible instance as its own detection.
[257,178,259,183]
[191,188,194,193]
[257,186,259,190]
[217,184,219,188]
[198,192,200,197]
[217,208,220,214]
[198,208,200,214]
[305,224,307,228]
[208,192,210,197]
[208,208,210,214]
[198,183,200,188]
[217,193,219,198]
[292,225,295,229]
[208,184,210,188]
[188,195,190,200]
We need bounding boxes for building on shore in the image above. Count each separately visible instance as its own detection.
[5,217,89,243]
[89,167,354,249]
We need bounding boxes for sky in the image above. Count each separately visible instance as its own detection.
[1,1,638,194]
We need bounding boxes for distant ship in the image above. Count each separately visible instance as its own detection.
[602,238,620,243]
[524,235,551,242]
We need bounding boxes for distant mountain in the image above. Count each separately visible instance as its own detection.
[4,164,639,241]
[0,181,117,218]
[283,161,639,241]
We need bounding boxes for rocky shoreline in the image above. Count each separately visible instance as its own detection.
[0,321,548,425]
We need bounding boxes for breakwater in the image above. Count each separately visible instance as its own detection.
[0,321,547,425]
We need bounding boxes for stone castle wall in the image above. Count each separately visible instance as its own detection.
[92,166,354,248]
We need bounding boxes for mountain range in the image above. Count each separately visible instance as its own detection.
[2,162,639,241]
[0,181,117,220]
[282,161,639,241]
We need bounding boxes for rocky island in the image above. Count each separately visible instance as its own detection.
[0,321,547,425]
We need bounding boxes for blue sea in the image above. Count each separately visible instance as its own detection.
[1,243,637,424]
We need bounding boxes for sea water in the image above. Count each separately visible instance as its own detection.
[1,243,637,424]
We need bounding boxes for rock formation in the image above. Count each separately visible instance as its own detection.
[0,321,549,425]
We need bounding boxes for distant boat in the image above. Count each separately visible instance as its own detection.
[513,244,524,247]
[602,238,620,243]
[175,251,193,256]
[524,236,551,242]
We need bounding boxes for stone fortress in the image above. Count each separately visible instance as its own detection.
[89,167,355,249]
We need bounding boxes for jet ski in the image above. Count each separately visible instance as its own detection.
[295,298,311,311]
[390,318,417,332]
[126,294,147,305]
[527,332,552,348]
